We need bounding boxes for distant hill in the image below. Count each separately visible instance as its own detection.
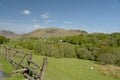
[0,30,20,38]
[24,27,88,38]
[0,28,88,38]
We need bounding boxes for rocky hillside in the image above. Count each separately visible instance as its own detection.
[24,27,87,38]
[0,28,87,38]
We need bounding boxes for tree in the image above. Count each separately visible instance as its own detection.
[75,47,93,60]
[0,36,8,44]
[97,53,116,64]
[33,43,43,54]
[25,42,34,50]
[62,44,76,58]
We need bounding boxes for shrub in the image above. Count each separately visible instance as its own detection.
[45,45,59,57]
[61,44,76,58]
[115,53,120,66]
[33,43,43,54]
[25,42,34,50]
[0,36,8,44]
[97,53,116,64]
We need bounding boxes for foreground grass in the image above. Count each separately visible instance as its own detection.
[32,55,120,80]
[0,56,24,80]
[0,54,120,80]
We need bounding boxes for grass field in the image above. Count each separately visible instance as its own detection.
[33,55,119,80]
[0,56,24,80]
[0,54,120,80]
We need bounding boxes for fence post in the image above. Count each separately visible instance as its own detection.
[5,46,10,61]
[5,46,8,60]
[7,46,10,61]
[0,45,3,55]
[27,53,32,66]
[0,46,48,80]
[40,57,48,80]
[27,53,32,73]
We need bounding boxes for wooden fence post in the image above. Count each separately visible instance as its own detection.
[7,46,10,61]
[5,46,8,60]
[0,45,3,55]
[27,53,32,66]
[40,57,48,80]
[0,46,48,80]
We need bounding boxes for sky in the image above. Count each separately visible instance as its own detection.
[0,0,120,33]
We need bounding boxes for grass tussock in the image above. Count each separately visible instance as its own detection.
[96,64,120,78]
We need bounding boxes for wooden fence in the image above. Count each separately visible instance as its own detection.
[0,45,48,80]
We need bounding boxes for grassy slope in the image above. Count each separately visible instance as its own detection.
[0,56,24,80]
[33,55,119,80]
[0,54,119,80]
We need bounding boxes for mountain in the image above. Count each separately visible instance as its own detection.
[0,30,20,38]
[24,27,88,38]
[0,28,88,38]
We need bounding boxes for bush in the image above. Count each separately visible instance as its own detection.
[25,42,34,50]
[33,42,76,58]
[115,53,120,66]
[97,53,116,64]
[61,44,76,58]
[45,45,60,57]
[33,43,43,54]
[75,47,93,60]
[0,36,8,44]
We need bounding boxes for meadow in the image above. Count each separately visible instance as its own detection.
[0,52,120,80]
[32,55,119,80]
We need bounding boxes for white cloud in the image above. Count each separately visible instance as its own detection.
[22,10,31,15]
[64,21,73,24]
[41,13,49,19]
[34,24,42,29]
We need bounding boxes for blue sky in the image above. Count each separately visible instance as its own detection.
[0,0,120,33]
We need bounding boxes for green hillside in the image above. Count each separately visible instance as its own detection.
[33,55,119,80]
[0,53,119,80]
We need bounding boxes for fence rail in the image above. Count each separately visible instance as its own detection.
[0,45,48,80]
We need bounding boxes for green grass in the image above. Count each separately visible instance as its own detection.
[33,55,119,80]
[0,56,24,80]
[0,54,119,80]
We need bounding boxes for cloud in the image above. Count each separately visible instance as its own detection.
[34,24,43,29]
[22,10,31,15]
[41,13,49,19]
[64,21,73,24]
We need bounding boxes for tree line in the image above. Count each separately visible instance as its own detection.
[63,32,120,66]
